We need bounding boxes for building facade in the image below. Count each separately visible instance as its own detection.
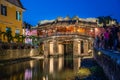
[0,0,25,42]
[37,17,97,57]
[22,22,38,45]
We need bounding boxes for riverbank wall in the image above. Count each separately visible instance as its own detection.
[93,49,120,80]
[0,49,40,61]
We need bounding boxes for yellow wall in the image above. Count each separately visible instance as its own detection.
[0,0,24,42]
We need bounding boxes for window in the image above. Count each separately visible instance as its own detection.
[16,11,21,21]
[1,4,7,16]
[15,29,20,35]
[6,27,11,32]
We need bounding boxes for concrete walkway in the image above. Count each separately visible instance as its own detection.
[96,48,120,65]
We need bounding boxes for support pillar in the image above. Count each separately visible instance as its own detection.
[49,39,58,56]
[44,40,49,57]
[49,42,54,55]
[53,40,58,56]
[58,43,64,56]
[84,40,88,54]
[88,39,93,55]
[73,57,81,71]
[73,39,79,56]
[78,41,81,55]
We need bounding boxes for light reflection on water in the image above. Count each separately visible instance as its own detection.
[0,57,82,80]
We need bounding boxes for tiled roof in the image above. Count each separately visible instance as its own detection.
[6,0,25,9]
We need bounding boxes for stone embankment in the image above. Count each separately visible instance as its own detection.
[94,49,120,80]
[0,43,41,61]
[0,49,40,61]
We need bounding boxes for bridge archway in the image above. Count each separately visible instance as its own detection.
[63,41,73,57]
[81,41,84,54]
[43,37,93,57]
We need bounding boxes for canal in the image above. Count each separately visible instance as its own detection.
[0,57,108,80]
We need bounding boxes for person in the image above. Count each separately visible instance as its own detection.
[95,35,100,48]
[104,29,109,49]
[99,33,104,49]
[111,25,119,51]
[117,27,120,51]
[108,29,113,50]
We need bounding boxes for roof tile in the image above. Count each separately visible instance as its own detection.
[6,0,25,9]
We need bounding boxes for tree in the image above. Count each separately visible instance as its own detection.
[105,16,112,24]
[3,28,13,43]
[97,16,117,28]
[0,31,3,41]
[20,35,26,43]
[13,34,26,43]
[14,34,21,43]
[29,36,38,45]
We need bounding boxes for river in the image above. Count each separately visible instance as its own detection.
[0,57,108,80]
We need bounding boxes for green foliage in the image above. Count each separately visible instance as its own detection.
[77,68,91,77]
[13,34,26,43]
[2,29,13,43]
[97,16,118,26]
[0,29,26,43]
[29,36,39,45]
[20,35,26,43]
[89,66,103,75]
[14,34,21,42]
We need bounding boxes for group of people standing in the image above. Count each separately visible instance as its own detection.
[94,25,120,52]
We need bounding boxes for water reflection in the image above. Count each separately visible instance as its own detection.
[25,69,32,80]
[0,57,81,80]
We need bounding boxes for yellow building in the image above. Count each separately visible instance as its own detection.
[0,0,25,42]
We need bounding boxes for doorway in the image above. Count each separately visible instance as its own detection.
[63,41,73,57]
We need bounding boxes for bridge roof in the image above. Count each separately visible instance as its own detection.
[37,20,97,29]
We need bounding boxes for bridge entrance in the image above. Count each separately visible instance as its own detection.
[43,36,93,57]
[81,41,84,54]
[63,41,73,57]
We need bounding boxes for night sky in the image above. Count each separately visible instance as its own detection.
[21,0,120,26]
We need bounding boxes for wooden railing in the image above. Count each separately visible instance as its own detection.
[39,32,94,38]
